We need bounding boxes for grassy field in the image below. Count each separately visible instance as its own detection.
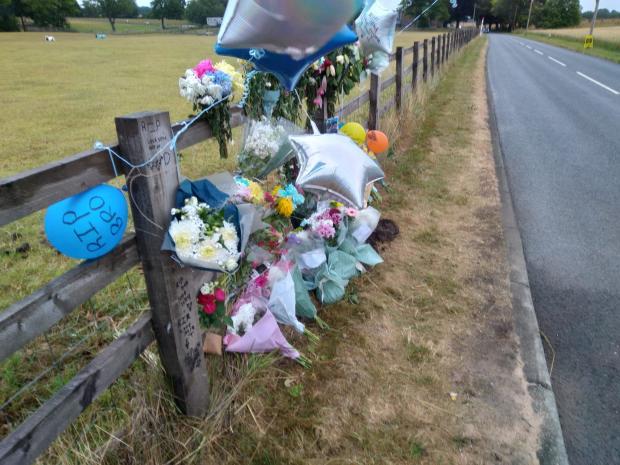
[521,24,620,63]
[0,28,448,458]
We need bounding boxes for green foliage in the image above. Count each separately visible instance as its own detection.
[534,0,581,28]
[242,72,305,124]
[404,0,452,28]
[185,0,225,25]
[0,0,19,30]
[197,102,232,159]
[95,0,138,30]
[151,0,185,28]
[29,0,79,28]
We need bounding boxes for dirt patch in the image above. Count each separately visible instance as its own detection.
[368,219,400,249]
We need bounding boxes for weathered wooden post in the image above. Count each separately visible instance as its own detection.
[436,35,441,69]
[115,111,210,417]
[368,73,380,130]
[442,33,447,64]
[423,39,428,82]
[395,46,404,110]
[312,96,329,133]
[412,41,420,92]
[430,37,435,77]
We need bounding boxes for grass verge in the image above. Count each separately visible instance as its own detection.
[516,31,620,64]
[13,36,542,465]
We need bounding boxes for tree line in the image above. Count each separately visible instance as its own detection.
[0,0,227,32]
[0,0,587,33]
[404,0,581,31]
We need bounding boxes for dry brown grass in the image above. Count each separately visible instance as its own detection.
[34,37,542,465]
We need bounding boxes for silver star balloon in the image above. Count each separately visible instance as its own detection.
[218,0,364,59]
[290,133,384,209]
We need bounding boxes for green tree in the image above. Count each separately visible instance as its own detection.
[535,0,580,28]
[403,0,451,28]
[151,0,184,29]
[95,0,137,31]
[185,0,225,25]
[25,0,79,28]
[81,0,100,17]
[0,0,19,30]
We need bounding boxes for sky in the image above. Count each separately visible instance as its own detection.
[129,0,619,11]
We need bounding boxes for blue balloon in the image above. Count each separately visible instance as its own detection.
[216,26,358,91]
[45,184,128,260]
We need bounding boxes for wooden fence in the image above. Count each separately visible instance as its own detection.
[0,27,477,465]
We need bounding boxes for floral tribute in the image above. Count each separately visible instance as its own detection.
[168,196,240,272]
[179,59,243,159]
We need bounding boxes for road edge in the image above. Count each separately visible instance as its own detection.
[485,48,570,465]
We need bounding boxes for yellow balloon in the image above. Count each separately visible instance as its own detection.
[340,122,366,145]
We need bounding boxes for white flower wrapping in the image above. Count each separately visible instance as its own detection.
[237,118,287,177]
[168,196,240,272]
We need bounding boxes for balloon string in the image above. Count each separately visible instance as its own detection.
[398,0,442,34]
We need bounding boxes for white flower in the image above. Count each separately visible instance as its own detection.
[200,282,215,295]
[329,65,336,76]
[336,55,344,64]
[224,257,238,272]
[169,219,201,253]
[230,303,257,335]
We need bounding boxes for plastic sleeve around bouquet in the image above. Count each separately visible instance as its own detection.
[339,236,383,267]
[314,250,360,304]
[224,310,300,360]
[349,206,381,244]
[162,175,261,272]
[291,265,318,320]
[267,270,306,333]
[238,118,304,179]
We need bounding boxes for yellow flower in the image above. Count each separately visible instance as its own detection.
[215,60,244,103]
[272,185,282,197]
[249,181,264,202]
[275,197,294,217]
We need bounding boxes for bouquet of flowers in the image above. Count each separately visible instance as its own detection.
[179,59,243,159]
[300,44,368,118]
[237,118,288,179]
[168,196,240,272]
[302,201,358,243]
[233,176,265,205]
[268,184,305,219]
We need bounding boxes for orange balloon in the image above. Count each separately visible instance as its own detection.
[366,130,389,154]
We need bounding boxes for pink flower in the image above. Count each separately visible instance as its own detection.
[194,59,215,78]
[316,220,336,239]
[254,274,269,288]
[345,208,358,217]
[214,288,226,302]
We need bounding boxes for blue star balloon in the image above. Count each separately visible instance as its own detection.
[216,26,358,91]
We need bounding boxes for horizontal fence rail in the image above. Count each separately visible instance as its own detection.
[0,27,477,465]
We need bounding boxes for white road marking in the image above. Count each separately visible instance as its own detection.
[548,56,566,67]
[519,41,525,46]
[534,49,544,55]
[526,45,532,49]
[576,71,620,95]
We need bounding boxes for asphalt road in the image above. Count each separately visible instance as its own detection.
[486,34,620,464]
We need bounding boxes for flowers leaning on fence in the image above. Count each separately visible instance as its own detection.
[237,118,288,179]
[168,196,240,272]
[179,59,244,159]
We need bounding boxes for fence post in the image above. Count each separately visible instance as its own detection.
[115,111,210,417]
[422,39,428,82]
[313,96,329,133]
[412,41,419,93]
[368,73,380,130]
[395,46,404,110]
[430,37,435,77]
[442,33,446,64]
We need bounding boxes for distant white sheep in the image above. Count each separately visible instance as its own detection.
[45,35,55,42]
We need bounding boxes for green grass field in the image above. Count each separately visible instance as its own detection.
[520,25,620,64]
[0,29,447,461]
